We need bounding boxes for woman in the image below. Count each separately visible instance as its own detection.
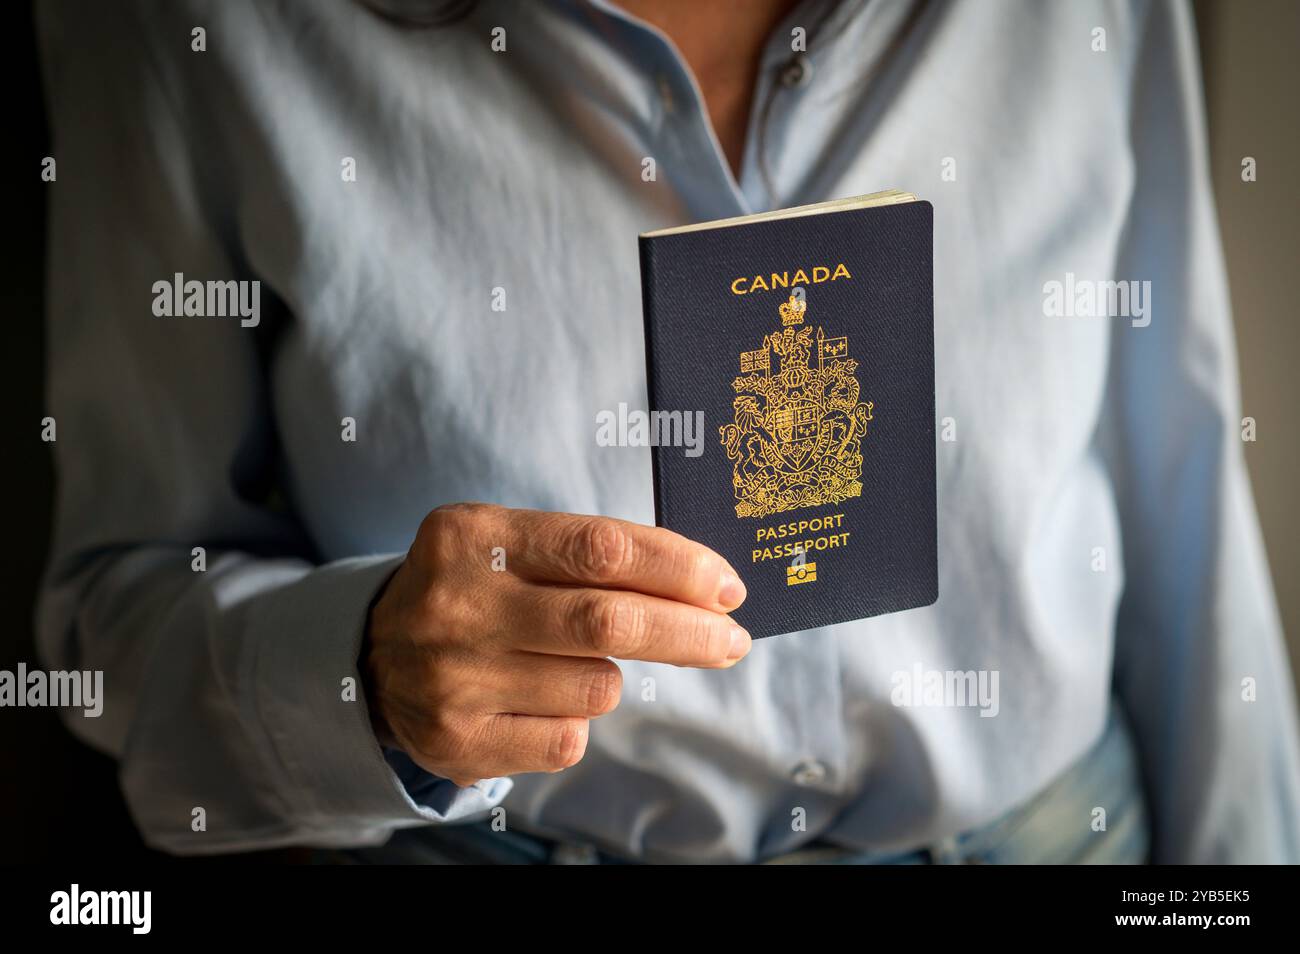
[37,0,1299,863]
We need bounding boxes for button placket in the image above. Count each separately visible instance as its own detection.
[772,631,847,799]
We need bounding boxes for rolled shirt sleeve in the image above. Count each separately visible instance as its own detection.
[117,552,511,854]
[36,0,508,854]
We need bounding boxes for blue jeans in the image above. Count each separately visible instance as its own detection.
[344,698,1150,865]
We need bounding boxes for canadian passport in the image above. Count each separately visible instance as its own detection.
[639,191,937,639]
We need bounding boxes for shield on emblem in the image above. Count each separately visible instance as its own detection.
[768,399,822,472]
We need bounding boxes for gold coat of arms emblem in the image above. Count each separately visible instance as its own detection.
[720,294,874,519]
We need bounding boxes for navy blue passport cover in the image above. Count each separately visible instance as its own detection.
[639,200,937,639]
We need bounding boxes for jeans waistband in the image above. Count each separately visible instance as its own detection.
[765,696,1149,865]
[341,697,1149,865]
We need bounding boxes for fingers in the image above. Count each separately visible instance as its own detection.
[381,503,758,788]
[495,509,747,613]
[507,581,751,667]
[435,714,592,783]
[479,653,625,718]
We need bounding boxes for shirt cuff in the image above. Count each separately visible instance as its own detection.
[255,553,512,847]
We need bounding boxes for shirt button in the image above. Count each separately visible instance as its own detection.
[791,759,828,786]
[779,53,814,89]
[656,74,677,113]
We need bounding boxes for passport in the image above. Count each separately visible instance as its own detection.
[638,191,937,639]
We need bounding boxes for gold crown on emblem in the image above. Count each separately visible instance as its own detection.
[779,294,807,326]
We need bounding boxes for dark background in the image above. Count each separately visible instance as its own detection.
[4,1,1297,864]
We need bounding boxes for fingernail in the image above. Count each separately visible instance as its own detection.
[728,626,752,661]
[718,568,747,609]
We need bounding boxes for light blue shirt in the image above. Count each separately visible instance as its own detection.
[37,0,1300,862]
